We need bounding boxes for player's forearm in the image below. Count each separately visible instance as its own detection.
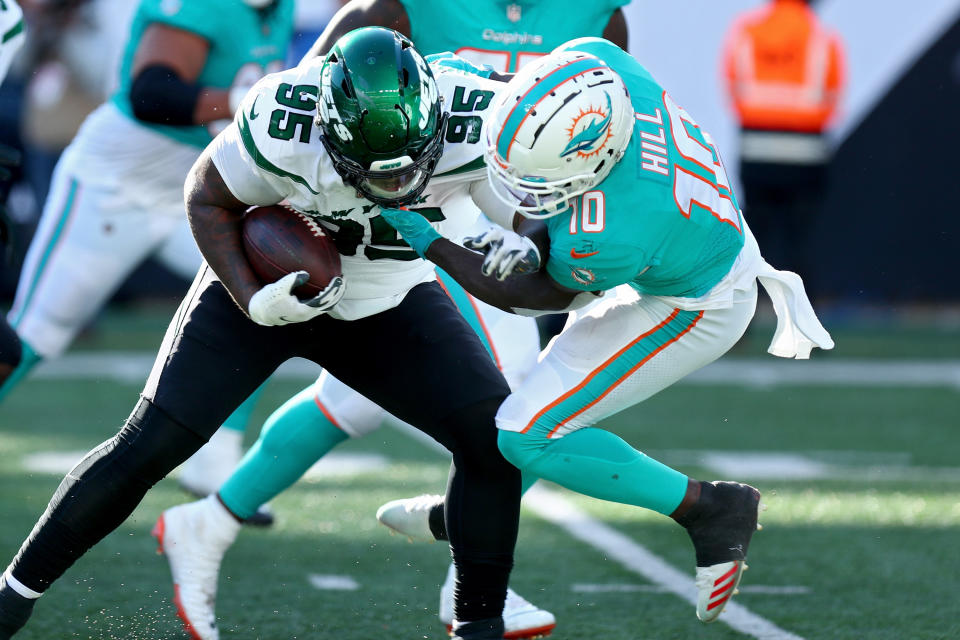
[301,0,411,62]
[185,154,261,311]
[425,239,577,313]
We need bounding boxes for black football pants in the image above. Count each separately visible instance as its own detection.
[6,265,520,624]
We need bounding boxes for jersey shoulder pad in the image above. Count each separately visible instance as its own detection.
[432,71,502,180]
[234,65,327,194]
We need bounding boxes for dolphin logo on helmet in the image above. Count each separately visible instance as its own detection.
[560,93,614,158]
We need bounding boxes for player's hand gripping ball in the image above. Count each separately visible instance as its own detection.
[242,205,345,326]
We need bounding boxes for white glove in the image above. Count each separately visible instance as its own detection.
[248,271,345,327]
[463,227,541,281]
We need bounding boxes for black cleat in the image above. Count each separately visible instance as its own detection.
[675,481,762,622]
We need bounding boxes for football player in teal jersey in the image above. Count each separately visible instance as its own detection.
[0,0,294,506]
[302,0,628,70]
[379,37,835,624]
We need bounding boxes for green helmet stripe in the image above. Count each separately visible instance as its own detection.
[239,113,319,195]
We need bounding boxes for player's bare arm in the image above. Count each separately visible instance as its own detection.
[300,0,411,61]
[130,24,232,124]
[184,150,263,311]
[603,9,628,49]
[424,235,580,313]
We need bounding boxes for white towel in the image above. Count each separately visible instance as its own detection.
[756,262,835,359]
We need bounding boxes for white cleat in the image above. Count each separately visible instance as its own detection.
[178,428,243,497]
[695,561,746,623]
[375,494,443,543]
[152,496,241,640]
[440,564,556,639]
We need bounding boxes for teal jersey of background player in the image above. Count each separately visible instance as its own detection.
[398,0,628,72]
[544,39,746,299]
[111,0,294,148]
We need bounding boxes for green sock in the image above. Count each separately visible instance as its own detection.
[0,340,41,404]
[499,427,688,515]
[221,380,268,433]
[218,385,349,519]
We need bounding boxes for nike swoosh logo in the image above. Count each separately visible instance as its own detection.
[570,248,599,259]
[249,95,260,120]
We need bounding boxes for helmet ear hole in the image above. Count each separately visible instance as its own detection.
[402,68,409,86]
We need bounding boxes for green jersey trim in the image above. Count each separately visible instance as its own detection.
[239,113,319,195]
[435,156,485,178]
[2,17,23,43]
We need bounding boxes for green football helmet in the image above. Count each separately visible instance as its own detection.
[316,27,448,208]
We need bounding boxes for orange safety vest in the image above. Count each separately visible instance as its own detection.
[723,0,845,133]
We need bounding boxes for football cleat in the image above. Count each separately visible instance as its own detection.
[152,497,241,640]
[678,481,761,623]
[440,564,556,639]
[375,494,443,542]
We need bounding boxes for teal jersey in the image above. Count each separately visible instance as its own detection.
[111,0,294,148]
[544,39,745,299]
[398,0,628,72]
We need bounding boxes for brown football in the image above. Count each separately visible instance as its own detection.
[241,204,342,298]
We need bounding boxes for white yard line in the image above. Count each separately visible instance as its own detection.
[307,574,359,590]
[524,486,806,640]
[28,353,960,388]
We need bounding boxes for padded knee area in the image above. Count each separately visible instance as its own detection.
[497,429,545,472]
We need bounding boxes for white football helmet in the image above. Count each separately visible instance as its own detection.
[483,50,634,219]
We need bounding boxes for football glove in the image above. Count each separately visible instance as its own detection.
[377,207,441,258]
[464,227,541,281]
[248,271,345,327]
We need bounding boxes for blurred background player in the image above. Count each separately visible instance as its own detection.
[379,36,835,623]
[0,0,294,512]
[722,0,845,297]
[151,1,631,637]
[0,0,25,386]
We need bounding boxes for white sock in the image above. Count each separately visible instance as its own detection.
[2,571,42,600]
[203,494,242,542]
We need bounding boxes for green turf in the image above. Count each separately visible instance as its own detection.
[0,306,957,639]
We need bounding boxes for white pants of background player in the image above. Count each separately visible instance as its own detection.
[6,103,202,360]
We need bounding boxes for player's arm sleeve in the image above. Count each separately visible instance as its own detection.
[208,122,285,206]
[469,179,519,230]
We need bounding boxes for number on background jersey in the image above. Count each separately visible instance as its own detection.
[454,47,545,73]
[662,93,742,232]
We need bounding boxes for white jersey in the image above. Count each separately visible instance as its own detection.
[210,56,513,320]
[0,0,24,83]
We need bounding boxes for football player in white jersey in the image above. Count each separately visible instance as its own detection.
[0,0,25,387]
[0,28,523,640]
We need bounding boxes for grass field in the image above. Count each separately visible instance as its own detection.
[0,302,958,640]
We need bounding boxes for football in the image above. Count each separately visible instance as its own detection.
[241,204,342,298]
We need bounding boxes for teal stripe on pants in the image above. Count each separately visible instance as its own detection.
[11,178,79,327]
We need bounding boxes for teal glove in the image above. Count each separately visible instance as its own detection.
[378,207,442,259]
[425,52,496,78]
